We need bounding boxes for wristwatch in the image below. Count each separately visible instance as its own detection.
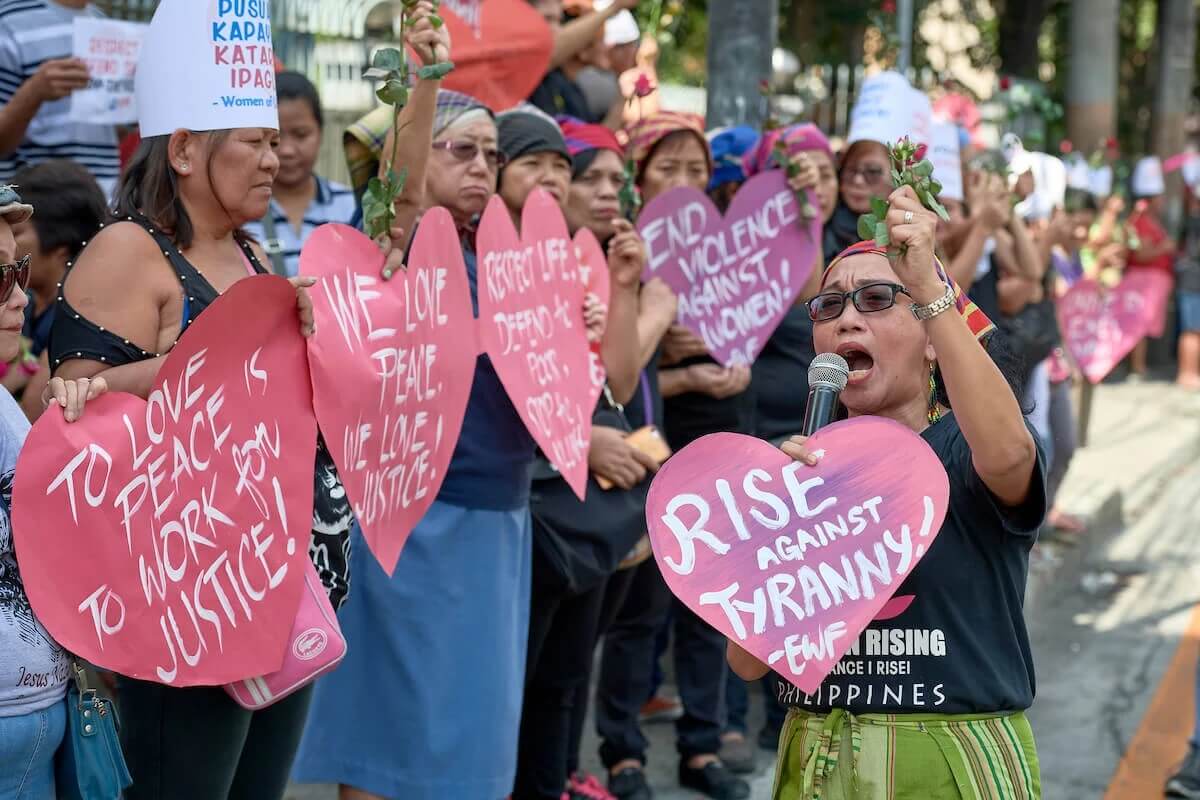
[910,284,956,322]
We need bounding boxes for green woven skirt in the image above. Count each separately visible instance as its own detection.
[771,707,1041,800]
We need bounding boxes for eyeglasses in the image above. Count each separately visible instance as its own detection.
[432,139,507,171]
[843,164,888,185]
[807,281,911,322]
[0,255,30,305]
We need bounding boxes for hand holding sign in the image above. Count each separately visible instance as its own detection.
[477,191,594,498]
[645,419,948,694]
[302,213,477,575]
[13,277,317,686]
[638,171,821,367]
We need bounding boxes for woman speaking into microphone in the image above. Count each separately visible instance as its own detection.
[729,185,1046,798]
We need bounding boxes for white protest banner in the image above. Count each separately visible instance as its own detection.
[70,18,146,125]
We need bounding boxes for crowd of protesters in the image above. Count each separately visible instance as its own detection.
[1,1,1199,799]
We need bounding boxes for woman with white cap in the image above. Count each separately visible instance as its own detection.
[1126,155,1177,379]
[0,186,102,798]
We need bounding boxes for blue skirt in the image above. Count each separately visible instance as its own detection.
[291,501,532,799]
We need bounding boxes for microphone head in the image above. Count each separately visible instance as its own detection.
[809,353,850,392]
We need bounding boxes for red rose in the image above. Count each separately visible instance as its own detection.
[913,143,928,163]
[1105,136,1119,151]
[633,73,656,99]
[758,78,771,94]
[1060,140,1073,154]
[999,76,1012,91]
[881,0,896,12]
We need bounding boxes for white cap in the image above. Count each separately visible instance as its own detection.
[1088,165,1113,197]
[1065,156,1091,193]
[1132,156,1165,197]
[136,0,279,138]
[929,122,962,202]
[605,10,639,46]
[848,71,923,149]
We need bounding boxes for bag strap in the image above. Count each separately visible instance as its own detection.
[258,208,289,276]
[600,384,633,433]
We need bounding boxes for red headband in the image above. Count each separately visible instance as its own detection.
[822,241,995,342]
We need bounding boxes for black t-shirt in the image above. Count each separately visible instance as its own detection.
[662,356,755,450]
[527,69,596,123]
[968,257,1002,324]
[753,236,843,443]
[774,413,1046,715]
[752,305,814,443]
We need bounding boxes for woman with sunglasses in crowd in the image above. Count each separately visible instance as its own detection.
[825,134,893,255]
[0,185,101,799]
[729,185,1045,798]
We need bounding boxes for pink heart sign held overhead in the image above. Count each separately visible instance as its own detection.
[301,212,478,576]
[13,277,317,687]
[477,190,593,499]
[573,226,610,398]
[645,418,949,694]
[1059,272,1170,384]
[638,170,821,367]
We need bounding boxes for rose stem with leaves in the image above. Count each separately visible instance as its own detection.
[362,0,455,244]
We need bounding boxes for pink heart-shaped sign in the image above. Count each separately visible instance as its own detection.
[645,418,949,694]
[573,227,610,400]
[301,213,477,575]
[13,277,317,686]
[1059,271,1170,384]
[477,190,593,498]
[638,171,821,367]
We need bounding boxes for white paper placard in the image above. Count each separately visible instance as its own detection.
[69,18,146,125]
[136,0,278,137]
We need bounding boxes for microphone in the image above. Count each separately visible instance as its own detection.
[801,353,850,436]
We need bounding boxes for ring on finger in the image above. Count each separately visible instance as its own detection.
[903,210,914,224]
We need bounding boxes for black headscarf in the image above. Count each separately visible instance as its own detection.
[497,109,571,166]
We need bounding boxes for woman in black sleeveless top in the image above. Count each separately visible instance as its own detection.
[49,126,334,799]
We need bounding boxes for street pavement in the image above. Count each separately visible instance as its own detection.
[287,380,1200,800]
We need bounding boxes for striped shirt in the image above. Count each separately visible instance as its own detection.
[242,175,359,277]
[0,1,119,196]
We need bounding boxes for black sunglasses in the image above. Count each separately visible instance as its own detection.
[0,255,30,305]
[807,281,912,322]
[433,139,507,171]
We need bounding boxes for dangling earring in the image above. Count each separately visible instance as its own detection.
[927,362,942,424]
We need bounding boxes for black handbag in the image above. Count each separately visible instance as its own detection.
[529,387,653,596]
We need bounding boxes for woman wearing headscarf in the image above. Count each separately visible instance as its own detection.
[594,111,751,800]
[743,123,842,445]
[706,125,759,212]
[528,117,675,800]
[730,185,1045,798]
[511,115,652,800]
[292,82,542,800]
